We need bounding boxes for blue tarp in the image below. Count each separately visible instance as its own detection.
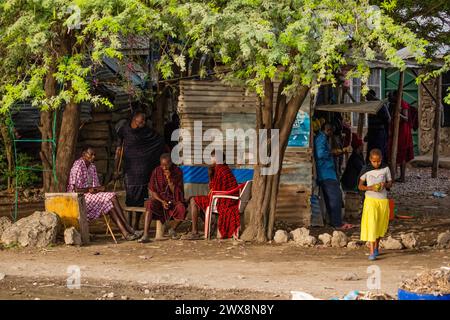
[180,166,254,184]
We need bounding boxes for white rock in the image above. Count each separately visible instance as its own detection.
[380,236,404,250]
[290,228,317,247]
[106,292,114,298]
[331,231,348,248]
[64,227,82,246]
[437,231,450,248]
[273,230,289,244]
[0,273,5,281]
[347,241,362,249]
[401,233,418,249]
[342,272,360,281]
[144,289,150,295]
[1,211,60,247]
[318,233,332,247]
[0,216,12,239]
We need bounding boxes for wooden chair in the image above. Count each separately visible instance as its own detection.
[204,180,253,240]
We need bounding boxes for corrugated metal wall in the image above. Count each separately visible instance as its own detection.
[178,80,312,226]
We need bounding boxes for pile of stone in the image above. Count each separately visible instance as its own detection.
[273,228,425,250]
[0,211,83,248]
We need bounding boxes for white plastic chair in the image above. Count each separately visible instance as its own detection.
[204,180,253,240]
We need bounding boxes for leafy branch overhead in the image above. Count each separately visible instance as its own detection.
[176,0,429,99]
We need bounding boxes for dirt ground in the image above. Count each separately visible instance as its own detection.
[0,167,449,300]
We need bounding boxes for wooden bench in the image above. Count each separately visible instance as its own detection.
[124,206,165,239]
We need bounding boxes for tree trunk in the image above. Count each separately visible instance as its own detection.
[432,75,442,178]
[40,66,57,192]
[0,122,14,192]
[55,100,80,191]
[241,79,309,242]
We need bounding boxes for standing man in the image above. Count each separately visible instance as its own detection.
[314,123,353,230]
[116,111,165,230]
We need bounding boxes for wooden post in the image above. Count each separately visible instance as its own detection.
[432,75,442,178]
[357,87,366,138]
[389,71,405,177]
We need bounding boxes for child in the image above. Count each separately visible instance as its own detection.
[358,149,393,260]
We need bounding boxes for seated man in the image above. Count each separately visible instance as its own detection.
[67,146,141,241]
[139,154,187,243]
[181,150,240,240]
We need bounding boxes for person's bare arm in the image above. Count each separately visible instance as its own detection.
[358,179,374,192]
[400,109,408,121]
[383,180,393,189]
[150,190,169,209]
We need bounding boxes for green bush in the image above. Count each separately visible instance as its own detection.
[0,146,41,190]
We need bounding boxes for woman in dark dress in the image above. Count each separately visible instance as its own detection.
[341,133,365,191]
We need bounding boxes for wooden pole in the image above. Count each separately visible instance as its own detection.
[432,75,442,178]
[357,86,366,138]
[389,71,405,177]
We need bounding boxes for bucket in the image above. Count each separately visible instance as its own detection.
[398,289,450,300]
[389,199,395,221]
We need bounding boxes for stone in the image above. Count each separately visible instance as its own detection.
[64,227,82,246]
[0,273,5,281]
[331,231,348,248]
[380,236,404,250]
[342,273,361,281]
[273,230,289,244]
[106,292,114,298]
[144,289,150,295]
[318,233,332,247]
[437,231,450,248]
[1,211,60,248]
[401,233,418,249]
[0,216,12,239]
[290,228,316,247]
[347,241,362,249]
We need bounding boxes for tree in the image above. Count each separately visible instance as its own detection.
[177,0,429,241]
[0,0,169,191]
[372,0,450,102]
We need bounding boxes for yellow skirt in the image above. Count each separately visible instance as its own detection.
[360,197,390,242]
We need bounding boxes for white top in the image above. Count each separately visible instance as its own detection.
[360,167,392,199]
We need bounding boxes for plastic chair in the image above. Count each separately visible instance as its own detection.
[204,180,253,240]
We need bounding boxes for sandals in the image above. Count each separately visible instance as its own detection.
[124,233,140,241]
[180,232,202,240]
[134,230,144,238]
[168,228,181,240]
[138,236,152,243]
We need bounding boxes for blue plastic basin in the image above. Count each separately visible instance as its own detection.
[398,289,450,300]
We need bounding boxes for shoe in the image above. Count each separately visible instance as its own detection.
[374,249,379,257]
[180,232,202,240]
[368,254,377,261]
[168,228,180,240]
[137,236,152,243]
[134,230,144,238]
[124,233,140,241]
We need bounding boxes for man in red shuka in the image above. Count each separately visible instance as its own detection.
[181,150,240,240]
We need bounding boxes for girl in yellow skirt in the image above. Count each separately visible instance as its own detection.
[358,149,393,260]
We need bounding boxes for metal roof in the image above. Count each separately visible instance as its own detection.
[314,100,385,114]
